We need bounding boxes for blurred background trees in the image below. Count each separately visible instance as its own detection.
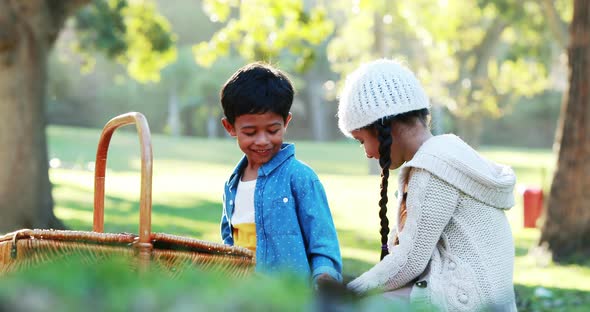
[43,0,571,146]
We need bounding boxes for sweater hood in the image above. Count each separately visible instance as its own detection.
[404,134,516,209]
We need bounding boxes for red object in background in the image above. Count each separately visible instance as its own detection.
[523,188,544,228]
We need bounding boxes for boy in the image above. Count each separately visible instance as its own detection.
[219,62,342,284]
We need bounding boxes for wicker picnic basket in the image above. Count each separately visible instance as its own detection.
[0,112,254,277]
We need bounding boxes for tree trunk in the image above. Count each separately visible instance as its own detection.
[207,114,219,138]
[304,70,329,142]
[167,84,181,137]
[455,116,483,148]
[540,0,590,260]
[0,0,89,233]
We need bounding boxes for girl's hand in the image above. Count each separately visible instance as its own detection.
[347,272,381,295]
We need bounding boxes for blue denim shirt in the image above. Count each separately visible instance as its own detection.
[221,143,342,282]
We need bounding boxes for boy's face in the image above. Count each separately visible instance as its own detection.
[222,112,292,168]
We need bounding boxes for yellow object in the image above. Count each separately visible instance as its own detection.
[233,223,257,253]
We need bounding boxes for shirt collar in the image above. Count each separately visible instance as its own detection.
[259,143,294,176]
[227,143,295,187]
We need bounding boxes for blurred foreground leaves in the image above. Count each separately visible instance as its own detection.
[0,256,401,312]
[1,255,587,311]
[0,256,309,312]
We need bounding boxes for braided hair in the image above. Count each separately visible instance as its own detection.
[374,117,393,260]
[369,109,430,261]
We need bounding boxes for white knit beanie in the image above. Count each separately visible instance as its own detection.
[337,59,430,137]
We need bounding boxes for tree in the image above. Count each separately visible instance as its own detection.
[193,0,333,71]
[0,0,176,233]
[327,0,553,145]
[162,46,244,138]
[540,0,590,261]
[192,0,335,141]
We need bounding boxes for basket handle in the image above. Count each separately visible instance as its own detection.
[93,112,153,247]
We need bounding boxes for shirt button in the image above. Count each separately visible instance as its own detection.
[448,261,456,270]
[415,281,427,288]
[458,293,468,304]
[229,200,233,205]
[283,197,288,203]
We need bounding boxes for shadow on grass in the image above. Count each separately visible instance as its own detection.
[342,257,374,280]
[334,227,381,277]
[514,230,540,257]
[516,245,530,257]
[515,284,590,311]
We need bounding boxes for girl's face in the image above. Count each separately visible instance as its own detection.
[351,128,380,160]
[222,112,291,169]
[350,125,407,170]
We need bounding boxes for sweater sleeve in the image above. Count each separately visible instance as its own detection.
[348,168,459,293]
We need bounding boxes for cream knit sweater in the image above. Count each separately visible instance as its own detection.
[348,134,518,312]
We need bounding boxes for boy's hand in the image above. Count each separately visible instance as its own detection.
[315,273,336,283]
[313,273,336,292]
[314,274,363,300]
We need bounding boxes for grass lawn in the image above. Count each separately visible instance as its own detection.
[42,125,589,310]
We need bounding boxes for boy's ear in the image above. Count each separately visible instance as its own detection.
[284,112,293,129]
[221,118,236,137]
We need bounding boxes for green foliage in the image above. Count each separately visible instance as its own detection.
[46,0,568,145]
[193,0,334,72]
[480,0,555,65]
[160,46,245,136]
[0,255,430,311]
[555,0,573,23]
[325,0,558,138]
[74,0,177,82]
[325,1,379,75]
[515,285,590,312]
[481,91,561,148]
[0,257,313,311]
[75,0,128,59]
[162,47,243,107]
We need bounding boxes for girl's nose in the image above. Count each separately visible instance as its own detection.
[364,147,375,159]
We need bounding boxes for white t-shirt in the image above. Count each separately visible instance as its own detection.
[231,179,256,225]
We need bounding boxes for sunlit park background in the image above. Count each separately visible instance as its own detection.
[1,0,589,311]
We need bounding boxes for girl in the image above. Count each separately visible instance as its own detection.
[337,59,517,311]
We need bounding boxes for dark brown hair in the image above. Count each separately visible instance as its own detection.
[366,108,430,260]
[220,62,294,125]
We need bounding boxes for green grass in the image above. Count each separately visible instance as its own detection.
[39,125,590,310]
[0,257,317,312]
